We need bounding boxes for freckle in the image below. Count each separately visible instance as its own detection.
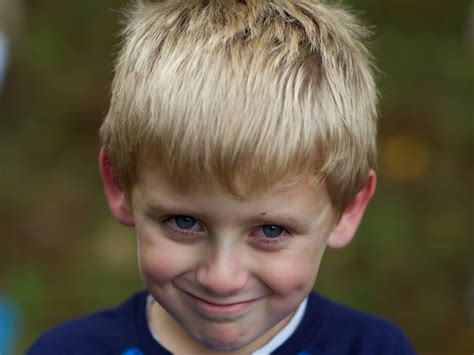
[261,212,266,216]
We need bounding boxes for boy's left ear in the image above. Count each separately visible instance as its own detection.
[327,170,376,249]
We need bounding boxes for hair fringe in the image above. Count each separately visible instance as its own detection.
[100,0,379,215]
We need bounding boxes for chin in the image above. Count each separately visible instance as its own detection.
[194,324,254,352]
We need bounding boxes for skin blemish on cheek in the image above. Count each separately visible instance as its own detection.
[260,212,267,216]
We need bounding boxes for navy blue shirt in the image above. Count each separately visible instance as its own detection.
[27,291,416,354]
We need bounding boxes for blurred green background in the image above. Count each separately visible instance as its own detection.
[0,0,472,354]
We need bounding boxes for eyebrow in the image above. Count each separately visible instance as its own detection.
[143,201,188,217]
[252,214,313,234]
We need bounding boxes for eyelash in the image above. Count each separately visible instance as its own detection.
[250,227,290,246]
[162,215,292,247]
[165,216,203,236]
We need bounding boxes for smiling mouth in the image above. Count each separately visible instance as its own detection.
[183,291,259,319]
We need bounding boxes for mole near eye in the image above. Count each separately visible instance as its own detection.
[262,225,283,238]
[175,216,196,230]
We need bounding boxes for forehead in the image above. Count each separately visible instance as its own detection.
[132,162,335,224]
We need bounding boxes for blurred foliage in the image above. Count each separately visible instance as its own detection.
[0,0,472,354]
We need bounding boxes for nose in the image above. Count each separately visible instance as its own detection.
[196,243,249,297]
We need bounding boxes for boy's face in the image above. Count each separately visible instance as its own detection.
[129,164,336,352]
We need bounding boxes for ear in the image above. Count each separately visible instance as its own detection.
[327,170,376,249]
[98,147,135,227]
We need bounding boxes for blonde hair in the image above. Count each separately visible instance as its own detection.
[100,0,378,216]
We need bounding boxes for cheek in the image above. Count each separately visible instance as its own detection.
[136,224,195,286]
[260,239,326,297]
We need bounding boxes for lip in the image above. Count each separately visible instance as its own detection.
[183,291,258,319]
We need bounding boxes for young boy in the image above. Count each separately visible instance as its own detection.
[28,0,416,354]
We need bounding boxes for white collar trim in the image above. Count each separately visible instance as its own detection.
[252,297,308,354]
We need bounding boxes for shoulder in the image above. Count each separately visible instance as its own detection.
[280,292,416,355]
[27,291,149,355]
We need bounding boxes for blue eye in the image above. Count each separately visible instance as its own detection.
[261,225,284,238]
[174,216,197,230]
